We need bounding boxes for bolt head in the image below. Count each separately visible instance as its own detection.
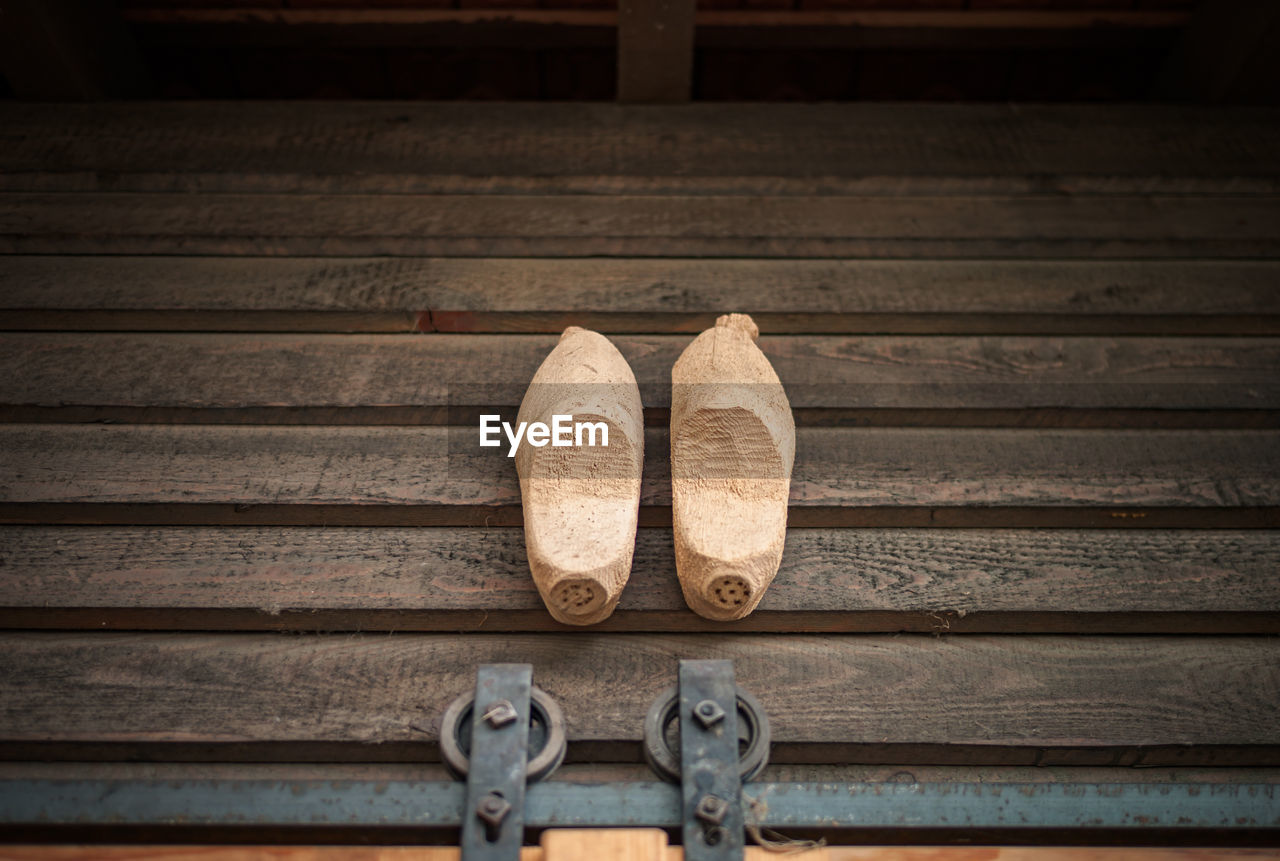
[693,699,726,729]
[695,794,729,825]
[483,699,519,729]
[476,793,512,827]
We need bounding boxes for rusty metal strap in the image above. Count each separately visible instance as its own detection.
[461,663,532,861]
[679,659,745,861]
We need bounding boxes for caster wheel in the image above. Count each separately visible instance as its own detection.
[439,685,567,783]
[642,685,770,783]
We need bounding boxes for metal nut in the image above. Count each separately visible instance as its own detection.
[693,699,726,729]
[482,699,518,729]
[695,794,729,826]
[476,793,511,828]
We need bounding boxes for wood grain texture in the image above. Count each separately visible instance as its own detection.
[3,193,1277,258]
[2,333,1278,421]
[0,632,1277,764]
[514,327,645,625]
[669,314,795,620]
[3,258,1277,330]
[1,527,1278,633]
[1,426,1277,519]
[541,829,667,861]
[3,103,1277,195]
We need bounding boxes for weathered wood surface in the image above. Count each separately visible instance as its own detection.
[0,633,1277,764]
[668,314,795,620]
[1,426,1277,525]
[4,193,1277,257]
[4,258,1278,335]
[513,327,645,625]
[3,103,1277,195]
[1,527,1277,633]
[3,334,1276,422]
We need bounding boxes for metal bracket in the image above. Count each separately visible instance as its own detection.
[679,659,745,861]
[460,663,532,861]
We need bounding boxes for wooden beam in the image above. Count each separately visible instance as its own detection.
[617,0,695,102]
[115,8,1188,51]
[116,8,1188,30]
[1158,0,1280,103]
[0,0,150,100]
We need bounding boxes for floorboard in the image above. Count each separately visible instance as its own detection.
[4,194,1277,257]
[1,526,1276,633]
[0,632,1277,765]
[4,258,1277,335]
[3,103,1277,195]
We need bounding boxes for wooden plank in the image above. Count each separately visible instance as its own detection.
[3,193,1277,258]
[542,829,666,861]
[0,0,151,100]
[2,103,1277,195]
[2,333,1277,426]
[618,0,695,102]
[1,425,1277,527]
[109,8,1193,61]
[0,632,1277,764]
[4,258,1280,335]
[1,527,1277,633]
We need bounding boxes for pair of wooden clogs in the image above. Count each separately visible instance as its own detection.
[515,313,795,625]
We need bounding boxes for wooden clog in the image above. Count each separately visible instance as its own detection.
[516,327,644,625]
[670,313,795,620]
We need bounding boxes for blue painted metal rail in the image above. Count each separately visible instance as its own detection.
[1,779,1277,831]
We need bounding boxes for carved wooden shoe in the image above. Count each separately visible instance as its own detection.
[516,327,644,625]
[670,313,795,621]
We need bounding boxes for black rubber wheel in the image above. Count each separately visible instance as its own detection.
[642,685,770,783]
[439,685,566,783]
